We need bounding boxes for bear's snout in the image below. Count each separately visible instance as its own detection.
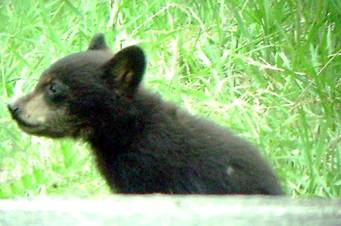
[7,101,21,118]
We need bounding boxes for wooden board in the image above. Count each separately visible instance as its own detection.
[1,195,340,226]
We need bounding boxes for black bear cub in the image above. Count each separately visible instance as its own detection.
[8,33,283,195]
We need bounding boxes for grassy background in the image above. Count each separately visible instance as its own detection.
[0,0,340,198]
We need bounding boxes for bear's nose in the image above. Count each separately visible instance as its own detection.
[7,102,20,116]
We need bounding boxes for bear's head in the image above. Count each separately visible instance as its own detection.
[8,33,146,138]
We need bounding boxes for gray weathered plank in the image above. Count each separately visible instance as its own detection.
[0,195,340,226]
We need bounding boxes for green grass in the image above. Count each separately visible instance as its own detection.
[0,0,340,198]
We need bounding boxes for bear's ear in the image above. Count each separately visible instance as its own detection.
[103,46,146,92]
[88,33,108,50]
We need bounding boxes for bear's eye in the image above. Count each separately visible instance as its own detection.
[47,82,60,96]
[48,83,58,94]
[45,81,67,103]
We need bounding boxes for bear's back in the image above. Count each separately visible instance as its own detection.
[101,90,283,195]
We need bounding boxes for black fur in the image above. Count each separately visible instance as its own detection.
[10,34,283,195]
[88,33,108,50]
